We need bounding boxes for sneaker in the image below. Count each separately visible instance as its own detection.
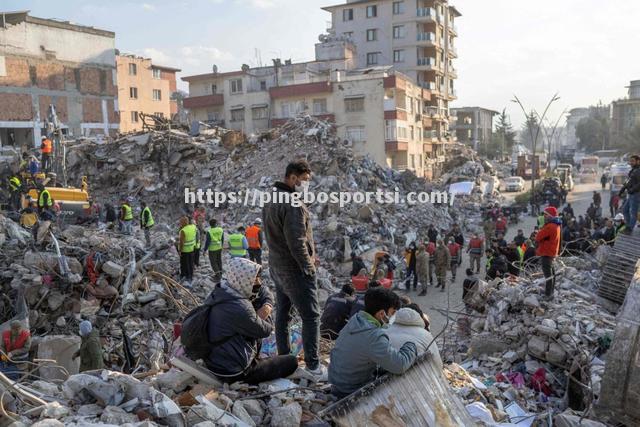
[304,365,328,382]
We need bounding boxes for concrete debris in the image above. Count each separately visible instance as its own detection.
[270,402,302,427]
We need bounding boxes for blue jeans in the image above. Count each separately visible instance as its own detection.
[623,193,640,231]
[270,267,320,370]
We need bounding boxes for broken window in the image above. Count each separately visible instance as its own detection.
[131,111,138,122]
[230,108,245,122]
[211,84,217,94]
[313,99,327,114]
[152,68,161,79]
[366,5,377,18]
[393,49,405,63]
[130,87,138,99]
[393,25,404,39]
[346,126,365,142]
[230,79,243,94]
[393,1,404,15]
[366,52,380,66]
[129,63,137,76]
[345,97,365,112]
[252,107,268,120]
[260,80,267,91]
[153,89,162,101]
[343,8,353,21]
[366,29,377,42]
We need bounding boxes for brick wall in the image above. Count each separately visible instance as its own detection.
[39,95,69,123]
[0,93,33,120]
[0,57,30,87]
[36,62,65,90]
[79,68,101,95]
[107,99,118,123]
[82,98,102,123]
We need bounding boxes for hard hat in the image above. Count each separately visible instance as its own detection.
[614,213,624,221]
[41,136,47,140]
[254,218,262,224]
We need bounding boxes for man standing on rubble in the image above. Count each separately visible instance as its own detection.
[120,198,133,235]
[535,206,562,301]
[434,240,451,291]
[467,233,484,274]
[40,135,53,172]
[204,218,224,282]
[620,154,640,235]
[178,216,197,285]
[262,160,325,380]
[245,218,263,264]
[139,201,154,247]
[228,226,249,258]
[8,175,23,211]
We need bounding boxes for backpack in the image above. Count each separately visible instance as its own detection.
[180,299,233,360]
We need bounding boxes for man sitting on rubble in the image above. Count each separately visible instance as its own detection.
[320,284,356,340]
[329,287,418,398]
[73,320,104,372]
[387,304,442,369]
[205,258,297,384]
[350,252,367,277]
[0,321,31,380]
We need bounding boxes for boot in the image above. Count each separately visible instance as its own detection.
[418,289,427,296]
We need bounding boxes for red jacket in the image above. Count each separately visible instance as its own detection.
[425,242,436,255]
[495,218,507,232]
[3,330,30,352]
[535,222,561,257]
[448,242,461,257]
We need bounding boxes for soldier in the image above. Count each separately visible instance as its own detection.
[433,240,451,292]
[482,216,495,250]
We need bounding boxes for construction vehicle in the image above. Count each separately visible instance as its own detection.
[21,180,91,221]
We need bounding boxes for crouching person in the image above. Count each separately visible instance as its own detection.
[320,284,356,340]
[387,304,443,369]
[205,258,298,384]
[0,321,31,380]
[328,288,418,398]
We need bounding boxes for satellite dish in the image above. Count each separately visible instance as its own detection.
[212,64,218,74]
[241,64,250,72]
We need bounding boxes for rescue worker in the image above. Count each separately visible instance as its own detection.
[40,135,53,172]
[0,321,31,380]
[537,211,545,228]
[139,201,154,247]
[434,240,451,291]
[482,216,495,250]
[613,213,626,237]
[204,218,224,282]
[403,242,418,291]
[535,206,562,301]
[245,218,263,264]
[19,152,29,172]
[178,216,197,285]
[72,320,104,372]
[513,229,526,247]
[8,175,22,211]
[467,233,484,274]
[425,240,436,286]
[228,226,249,258]
[447,238,462,281]
[120,198,133,235]
[193,218,202,268]
[19,201,39,238]
[620,154,640,235]
[37,184,53,215]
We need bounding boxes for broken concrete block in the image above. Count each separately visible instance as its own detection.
[503,350,519,363]
[523,295,540,308]
[357,205,374,221]
[31,420,64,427]
[38,335,81,381]
[102,261,125,278]
[241,399,265,420]
[535,325,559,338]
[233,401,257,427]
[100,405,138,424]
[527,336,548,359]
[47,292,65,311]
[154,368,195,393]
[546,342,567,365]
[270,402,302,427]
[470,335,510,356]
[41,401,69,419]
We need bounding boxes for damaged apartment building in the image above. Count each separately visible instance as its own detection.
[0,10,118,148]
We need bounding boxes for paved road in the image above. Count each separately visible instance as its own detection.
[411,179,603,336]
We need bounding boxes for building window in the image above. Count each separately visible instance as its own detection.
[211,84,217,94]
[410,125,414,140]
[366,29,377,42]
[260,80,267,91]
[230,108,245,122]
[153,89,162,101]
[385,121,396,141]
[129,87,138,99]
[393,1,404,15]
[393,25,404,39]
[252,107,268,120]
[152,68,161,79]
[313,98,327,114]
[230,79,243,94]
[410,154,415,169]
[131,111,138,123]
[128,63,137,76]
[343,31,353,39]
[346,126,365,142]
[345,97,365,112]
[366,52,380,66]
[393,50,405,63]
[343,8,353,21]
[366,5,377,18]
[398,127,407,139]
[154,112,164,118]
[207,111,220,121]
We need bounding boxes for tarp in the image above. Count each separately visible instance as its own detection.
[449,181,474,196]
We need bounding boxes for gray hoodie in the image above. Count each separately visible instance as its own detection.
[328,311,418,396]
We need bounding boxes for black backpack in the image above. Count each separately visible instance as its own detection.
[181,299,233,360]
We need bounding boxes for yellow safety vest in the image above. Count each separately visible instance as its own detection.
[208,227,223,251]
[140,207,155,227]
[122,204,133,221]
[9,177,21,191]
[38,189,53,207]
[195,228,201,250]
[229,233,247,257]
[181,224,197,253]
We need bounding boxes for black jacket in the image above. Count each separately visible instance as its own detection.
[262,182,316,275]
[205,285,272,377]
[320,291,356,339]
[427,228,438,243]
[350,257,367,276]
[622,165,640,195]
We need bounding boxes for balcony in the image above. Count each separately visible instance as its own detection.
[419,81,436,90]
[384,98,396,111]
[449,22,458,35]
[449,89,458,99]
[449,66,458,78]
[416,32,436,46]
[183,94,224,109]
[416,7,436,21]
[386,141,409,152]
[416,57,437,71]
[449,46,458,58]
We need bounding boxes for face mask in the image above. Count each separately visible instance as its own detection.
[295,179,310,193]
[380,311,393,325]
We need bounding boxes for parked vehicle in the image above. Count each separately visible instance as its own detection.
[503,176,525,192]
[554,168,574,191]
[609,163,632,193]
[580,168,598,183]
[580,156,599,172]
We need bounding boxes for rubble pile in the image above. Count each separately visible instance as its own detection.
[442,256,615,425]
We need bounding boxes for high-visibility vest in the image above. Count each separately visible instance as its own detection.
[486,256,493,270]
[181,224,197,253]
[122,204,133,221]
[140,207,155,227]
[229,233,247,257]
[9,176,21,191]
[516,246,524,265]
[195,229,201,250]
[38,189,53,207]
[208,227,223,251]
[245,225,261,249]
[41,139,53,154]
[537,215,545,228]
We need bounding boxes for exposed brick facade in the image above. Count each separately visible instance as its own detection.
[0,57,31,87]
[82,98,103,123]
[0,93,33,120]
[35,62,65,90]
[39,95,69,123]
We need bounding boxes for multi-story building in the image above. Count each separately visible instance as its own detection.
[182,38,439,177]
[321,0,461,158]
[564,107,589,150]
[0,11,118,148]
[611,80,640,146]
[116,54,181,133]
[450,107,498,149]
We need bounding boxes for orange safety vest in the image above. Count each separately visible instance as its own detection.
[245,225,261,249]
[41,139,53,154]
[2,330,30,353]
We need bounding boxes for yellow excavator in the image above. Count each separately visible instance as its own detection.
[20,175,92,221]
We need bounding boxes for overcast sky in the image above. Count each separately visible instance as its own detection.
[4,0,639,128]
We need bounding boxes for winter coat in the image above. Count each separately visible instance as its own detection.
[350,257,367,277]
[262,182,316,275]
[387,308,443,369]
[535,218,562,257]
[205,259,272,377]
[622,165,640,195]
[329,311,418,396]
[434,245,451,275]
[415,249,430,283]
[427,228,438,243]
[320,291,356,339]
[79,330,104,372]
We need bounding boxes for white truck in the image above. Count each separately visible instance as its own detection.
[610,163,631,193]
